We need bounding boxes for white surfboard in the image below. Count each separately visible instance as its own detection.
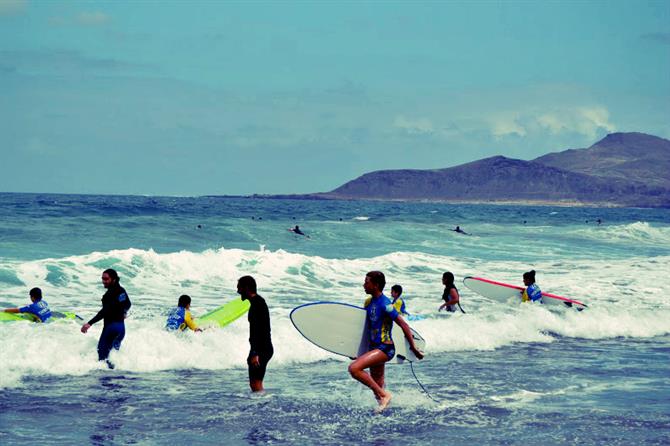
[289,302,426,363]
[463,276,587,310]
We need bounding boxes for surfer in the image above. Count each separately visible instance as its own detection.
[237,275,273,392]
[166,294,202,332]
[521,270,543,303]
[3,287,52,322]
[439,272,462,313]
[390,284,410,318]
[80,269,132,368]
[288,225,309,237]
[348,271,424,413]
[451,225,469,235]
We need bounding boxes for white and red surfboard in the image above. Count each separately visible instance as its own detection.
[463,276,587,310]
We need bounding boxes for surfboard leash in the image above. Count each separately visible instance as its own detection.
[409,361,440,403]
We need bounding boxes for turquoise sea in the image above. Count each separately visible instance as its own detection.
[1,193,669,445]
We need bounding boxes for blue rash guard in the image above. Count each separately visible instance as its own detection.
[19,300,52,322]
[364,293,399,345]
[526,283,543,303]
[166,306,186,331]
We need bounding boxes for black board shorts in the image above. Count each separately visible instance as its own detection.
[248,349,273,381]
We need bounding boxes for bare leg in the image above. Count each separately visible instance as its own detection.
[370,363,386,394]
[348,349,391,408]
[250,379,264,392]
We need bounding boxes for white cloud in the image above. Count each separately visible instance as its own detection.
[537,106,615,139]
[393,115,434,134]
[490,113,527,138]
[0,0,26,15]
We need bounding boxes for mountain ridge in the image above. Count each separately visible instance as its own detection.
[268,132,670,208]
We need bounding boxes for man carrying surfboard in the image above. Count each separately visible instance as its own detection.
[237,275,273,393]
[348,271,424,413]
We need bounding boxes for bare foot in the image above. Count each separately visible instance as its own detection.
[375,392,392,413]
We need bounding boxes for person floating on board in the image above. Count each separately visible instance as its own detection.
[348,271,424,413]
[439,272,462,313]
[288,225,309,238]
[521,270,543,303]
[81,269,132,368]
[390,284,410,318]
[237,275,273,392]
[166,294,202,332]
[451,225,469,235]
[3,287,52,322]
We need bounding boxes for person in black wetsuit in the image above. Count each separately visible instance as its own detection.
[81,269,131,368]
[451,225,469,235]
[289,225,309,237]
[237,275,273,392]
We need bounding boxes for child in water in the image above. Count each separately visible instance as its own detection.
[3,287,52,322]
[390,284,410,317]
[521,270,543,303]
[166,295,202,332]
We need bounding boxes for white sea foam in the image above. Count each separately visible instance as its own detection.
[570,221,670,246]
[1,247,669,388]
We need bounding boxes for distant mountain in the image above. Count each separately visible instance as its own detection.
[534,132,670,189]
[307,132,670,208]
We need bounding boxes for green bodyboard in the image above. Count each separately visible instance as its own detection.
[197,299,250,328]
[0,311,82,323]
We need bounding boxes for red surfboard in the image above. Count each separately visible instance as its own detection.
[463,276,587,310]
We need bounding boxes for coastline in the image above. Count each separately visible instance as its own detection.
[0,191,661,209]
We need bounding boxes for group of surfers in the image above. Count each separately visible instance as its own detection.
[3,268,543,412]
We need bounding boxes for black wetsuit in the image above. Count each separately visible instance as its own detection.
[247,295,273,380]
[88,285,131,361]
[442,285,458,313]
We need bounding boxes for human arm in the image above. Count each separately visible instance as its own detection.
[439,288,459,310]
[3,308,20,313]
[82,300,105,333]
[394,315,424,359]
[184,311,202,332]
[444,288,459,306]
[86,308,105,327]
[249,299,271,360]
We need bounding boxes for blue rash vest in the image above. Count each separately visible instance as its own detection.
[19,300,52,322]
[166,306,186,331]
[165,306,198,331]
[364,293,399,345]
[526,283,543,303]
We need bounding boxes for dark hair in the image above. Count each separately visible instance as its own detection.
[523,270,536,283]
[443,271,455,287]
[391,284,402,295]
[103,268,120,283]
[178,294,191,308]
[29,287,42,300]
[238,275,257,293]
[366,271,386,291]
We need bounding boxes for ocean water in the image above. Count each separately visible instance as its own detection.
[0,193,669,445]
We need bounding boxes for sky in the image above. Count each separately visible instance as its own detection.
[1,0,669,196]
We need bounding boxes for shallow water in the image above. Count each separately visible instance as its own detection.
[1,193,669,444]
